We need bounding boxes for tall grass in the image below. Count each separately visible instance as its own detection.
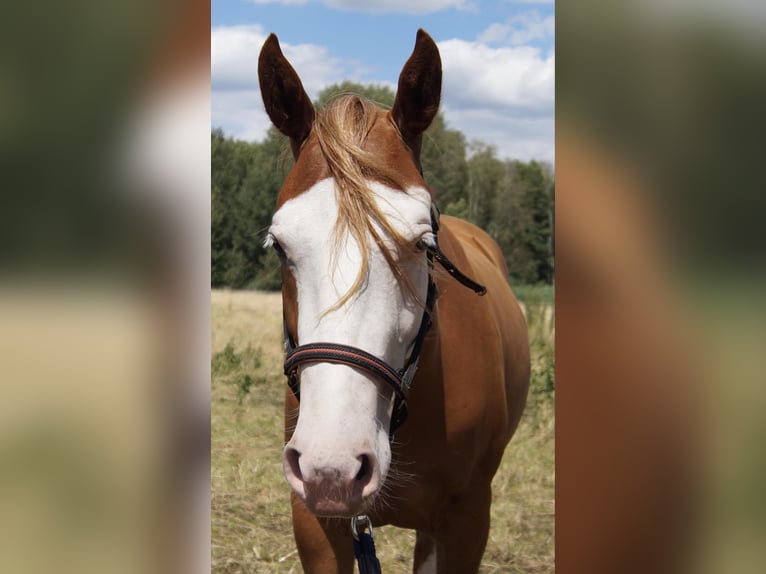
[518,285,555,430]
[211,288,554,573]
[512,283,554,308]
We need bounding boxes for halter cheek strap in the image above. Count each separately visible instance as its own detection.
[283,277,436,437]
[421,203,487,296]
[282,204,484,439]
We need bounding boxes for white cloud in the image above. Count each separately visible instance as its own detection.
[442,106,554,162]
[244,0,472,14]
[211,25,268,90]
[439,39,554,112]
[478,11,555,46]
[211,89,272,142]
[212,25,343,94]
[211,25,345,138]
[437,38,554,161]
[210,24,554,161]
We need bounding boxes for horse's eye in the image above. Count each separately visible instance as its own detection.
[265,234,287,260]
[416,233,436,252]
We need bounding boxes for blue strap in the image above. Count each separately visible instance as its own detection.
[353,530,382,574]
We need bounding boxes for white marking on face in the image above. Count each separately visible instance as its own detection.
[270,177,433,502]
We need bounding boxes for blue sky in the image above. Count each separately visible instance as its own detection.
[212,1,554,161]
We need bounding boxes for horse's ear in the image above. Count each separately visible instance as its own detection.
[258,33,315,157]
[391,29,442,151]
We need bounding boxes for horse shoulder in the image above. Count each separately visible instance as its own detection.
[436,216,530,445]
[439,215,508,276]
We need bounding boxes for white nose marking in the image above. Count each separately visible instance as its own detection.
[283,444,381,515]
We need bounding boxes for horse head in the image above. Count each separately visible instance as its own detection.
[258,30,442,517]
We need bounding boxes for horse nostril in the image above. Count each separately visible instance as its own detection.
[284,446,303,482]
[355,454,372,483]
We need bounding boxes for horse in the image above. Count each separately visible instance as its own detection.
[258,29,530,574]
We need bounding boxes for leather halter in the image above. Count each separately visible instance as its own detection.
[282,205,486,438]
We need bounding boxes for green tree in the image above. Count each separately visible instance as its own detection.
[490,161,526,279]
[316,81,395,110]
[421,114,469,215]
[244,128,291,288]
[211,129,252,287]
[466,143,505,228]
[519,161,554,283]
[211,128,290,288]
[490,160,553,284]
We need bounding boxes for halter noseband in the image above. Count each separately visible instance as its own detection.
[282,205,486,438]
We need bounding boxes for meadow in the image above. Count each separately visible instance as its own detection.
[211,287,554,573]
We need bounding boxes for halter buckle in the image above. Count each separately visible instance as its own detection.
[351,514,373,541]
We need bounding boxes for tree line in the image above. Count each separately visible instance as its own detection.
[212,82,554,290]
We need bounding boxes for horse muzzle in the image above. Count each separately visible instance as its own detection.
[283,446,382,517]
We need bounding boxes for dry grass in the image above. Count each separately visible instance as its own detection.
[211,289,554,573]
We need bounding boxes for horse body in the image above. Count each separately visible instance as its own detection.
[373,215,529,549]
[259,29,529,574]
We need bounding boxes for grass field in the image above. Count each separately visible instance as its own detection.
[211,288,554,573]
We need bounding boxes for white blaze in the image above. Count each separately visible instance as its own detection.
[269,178,433,496]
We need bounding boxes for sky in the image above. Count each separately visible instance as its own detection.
[211,1,555,162]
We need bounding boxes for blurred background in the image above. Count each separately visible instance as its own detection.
[0,1,209,573]
[557,1,765,573]
[0,0,763,573]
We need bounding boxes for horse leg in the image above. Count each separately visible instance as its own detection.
[413,530,438,574]
[432,483,493,574]
[291,493,355,574]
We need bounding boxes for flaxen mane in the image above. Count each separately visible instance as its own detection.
[312,95,426,310]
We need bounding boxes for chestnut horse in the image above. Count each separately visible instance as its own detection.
[258,30,530,574]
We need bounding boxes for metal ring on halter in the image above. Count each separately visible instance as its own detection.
[351,515,373,541]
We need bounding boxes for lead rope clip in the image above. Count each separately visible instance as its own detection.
[351,515,382,574]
